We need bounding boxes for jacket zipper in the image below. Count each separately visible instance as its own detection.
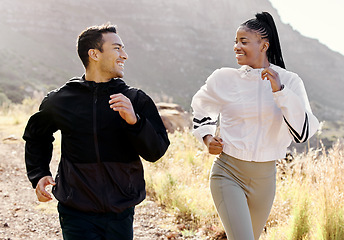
[93,85,101,163]
[93,85,107,211]
[253,70,263,159]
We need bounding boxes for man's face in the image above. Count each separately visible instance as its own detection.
[98,33,128,79]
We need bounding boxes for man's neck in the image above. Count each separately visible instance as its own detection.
[85,69,112,83]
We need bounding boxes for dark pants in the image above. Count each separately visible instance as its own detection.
[58,203,135,240]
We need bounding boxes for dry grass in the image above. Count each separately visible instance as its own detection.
[256,142,344,240]
[0,92,44,138]
[143,130,222,236]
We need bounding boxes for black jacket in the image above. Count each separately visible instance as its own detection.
[23,77,170,213]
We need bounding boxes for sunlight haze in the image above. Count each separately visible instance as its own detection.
[269,0,344,55]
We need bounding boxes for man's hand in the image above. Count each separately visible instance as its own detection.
[203,135,224,155]
[35,176,56,202]
[109,93,137,125]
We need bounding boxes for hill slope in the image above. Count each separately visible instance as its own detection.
[1,0,343,121]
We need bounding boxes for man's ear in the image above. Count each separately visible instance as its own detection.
[88,49,100,61]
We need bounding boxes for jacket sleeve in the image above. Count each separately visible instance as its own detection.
[123,90,170,162]
[191,70,222,143]
[273,74,319,143]
[22,95,58,188]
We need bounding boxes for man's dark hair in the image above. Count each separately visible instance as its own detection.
[241,12,286,69]
[77,23,117,68]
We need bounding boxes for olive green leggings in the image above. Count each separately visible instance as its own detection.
[210,153,276,240]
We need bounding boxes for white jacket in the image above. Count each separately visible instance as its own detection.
[191,64,319,162]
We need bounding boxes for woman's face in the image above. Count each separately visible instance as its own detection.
[234,26,269,69]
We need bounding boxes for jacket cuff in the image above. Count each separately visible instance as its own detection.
[192,125,216,143]
[122,113,144,132]
[273,84,287,97]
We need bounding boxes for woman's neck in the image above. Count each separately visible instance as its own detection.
[250,59,270,69]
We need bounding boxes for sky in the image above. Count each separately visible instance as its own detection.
[269,0,344,56]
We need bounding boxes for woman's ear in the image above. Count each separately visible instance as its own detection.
[262,41,270,52]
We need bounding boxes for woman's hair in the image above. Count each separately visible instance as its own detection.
[241,12,286,69]
[77,23,117,68]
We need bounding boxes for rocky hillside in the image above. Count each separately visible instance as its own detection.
[1,0,344,122]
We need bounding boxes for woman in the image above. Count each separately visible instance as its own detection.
[191,12,319,240]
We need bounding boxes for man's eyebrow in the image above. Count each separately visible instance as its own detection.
[112,43,124,48]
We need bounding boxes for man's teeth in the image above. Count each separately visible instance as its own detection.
[118,63,124,67]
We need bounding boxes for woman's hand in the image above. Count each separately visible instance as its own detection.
[203,135,224,155]
[261,67,283,92]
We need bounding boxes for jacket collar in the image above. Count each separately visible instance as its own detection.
[238,64,277,78]
[66,75,130,94]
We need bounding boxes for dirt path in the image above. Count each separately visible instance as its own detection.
[0,135,202,240]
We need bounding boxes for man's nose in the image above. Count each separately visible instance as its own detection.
[121,50,128,60]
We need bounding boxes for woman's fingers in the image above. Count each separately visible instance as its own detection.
[261,67,282,92]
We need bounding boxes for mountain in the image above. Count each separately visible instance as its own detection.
[1,0,344,124]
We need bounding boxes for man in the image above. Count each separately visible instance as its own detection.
[23,24,170,240]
